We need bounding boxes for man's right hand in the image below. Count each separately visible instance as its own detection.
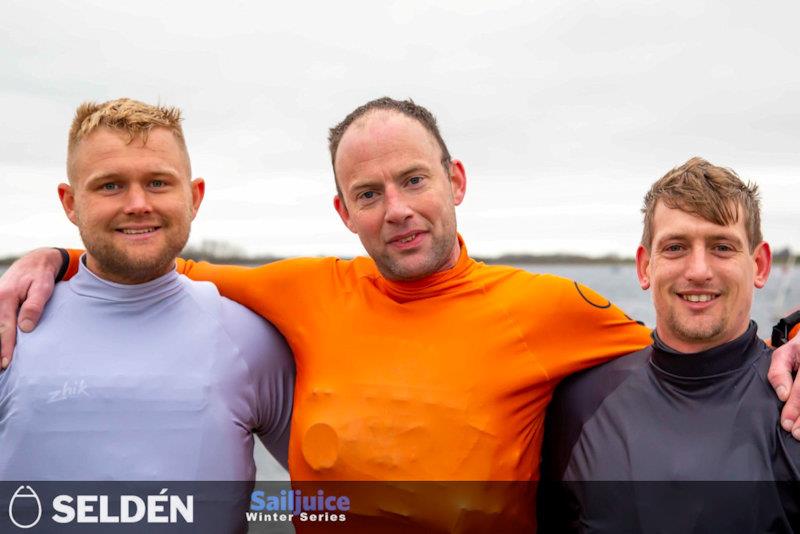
[0,248,64,368]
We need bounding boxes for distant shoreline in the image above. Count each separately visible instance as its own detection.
[2,248,795,267]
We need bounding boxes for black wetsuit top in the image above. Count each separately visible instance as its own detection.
[539,322,800,533]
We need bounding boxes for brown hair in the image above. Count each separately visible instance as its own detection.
[641,157,762,252]
[67,98,189,179]
[328,97,451,197]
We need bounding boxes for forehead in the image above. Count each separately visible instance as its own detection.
[71,127,189,180]
[651,201,747,242]
[334,111,441,176]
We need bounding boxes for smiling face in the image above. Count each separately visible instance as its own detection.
[636,201,771,352]
[332,111,466,281]
[59,126,204,284]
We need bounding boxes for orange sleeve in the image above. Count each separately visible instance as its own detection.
[175,257,330,329]
[519,274,652,381]
[174,259,284,322]
[62,249,83,280]
[62,252,324,329]
[766,313,800,348]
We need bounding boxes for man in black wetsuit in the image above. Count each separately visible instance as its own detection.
[539,157,800,533]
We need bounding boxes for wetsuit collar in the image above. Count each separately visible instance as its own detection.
[376,234,476,302]
[650,321,761,378]
[70,254,183,302]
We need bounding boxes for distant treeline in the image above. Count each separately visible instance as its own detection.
[487,247,796,265]
[2,246,796,268]
[478,253,633,265]
[174,252,639,266]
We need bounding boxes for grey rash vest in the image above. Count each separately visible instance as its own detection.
[0,259,294,481]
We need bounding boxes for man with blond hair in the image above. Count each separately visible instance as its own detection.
[539,157,800,532]
[0,99,294,485]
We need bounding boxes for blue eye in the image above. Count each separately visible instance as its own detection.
[151,179,165,188]
[102,183,118,191]
[408,176,422,185]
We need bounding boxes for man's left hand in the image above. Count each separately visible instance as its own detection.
[769,333,800,440]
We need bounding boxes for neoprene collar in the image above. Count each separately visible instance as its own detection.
[373,233,477,302]
[650,321,760,379]
[71,255,182,303]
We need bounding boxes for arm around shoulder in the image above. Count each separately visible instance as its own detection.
[176,257,328,325]
[515,274,651,380]
[0,248,67,366]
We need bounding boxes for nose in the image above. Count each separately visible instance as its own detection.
[383,186,413,224]
[122,184,153,215]
[684,248,713,283]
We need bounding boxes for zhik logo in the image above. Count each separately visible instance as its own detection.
[9,485,42,529]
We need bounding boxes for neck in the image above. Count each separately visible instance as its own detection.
[85,254,174,285]
[441,238,462,272]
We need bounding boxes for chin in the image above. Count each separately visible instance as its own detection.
[675,323,726,344]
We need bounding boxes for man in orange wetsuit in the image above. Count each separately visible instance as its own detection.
[4,97,800,531]
[193,100,651,480]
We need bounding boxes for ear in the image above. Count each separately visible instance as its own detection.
[449,159,467,206]
[752,241,772,289]
[189,178,205,220]
[58,183,78,226]
[333,194,357,234]
[635,245,651,290]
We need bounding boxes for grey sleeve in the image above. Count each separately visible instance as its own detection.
[219,298,295,470]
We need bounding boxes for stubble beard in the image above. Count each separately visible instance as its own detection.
[375,221,458,282]
[79,220,190,285]
[664,307,727,348]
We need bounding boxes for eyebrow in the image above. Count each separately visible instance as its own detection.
[84,168,181,185]
[395,164,428,177]
[347,163,431,195]
[707,234,745,247]
[347,178,382,196]
[657,232,745,247]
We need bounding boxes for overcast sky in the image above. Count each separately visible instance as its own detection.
[2,0,797,258]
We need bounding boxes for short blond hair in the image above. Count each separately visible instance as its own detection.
[641,157,762,252]
[67,98,190,179]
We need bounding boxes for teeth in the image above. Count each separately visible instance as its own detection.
[397,234,417,244]
[121,228,156,235]
[682,294,715,302]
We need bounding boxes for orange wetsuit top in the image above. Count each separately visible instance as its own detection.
[172,237,649,479]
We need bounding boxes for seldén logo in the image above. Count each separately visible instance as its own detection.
[7,485,194,528]
[9,485,42,529]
